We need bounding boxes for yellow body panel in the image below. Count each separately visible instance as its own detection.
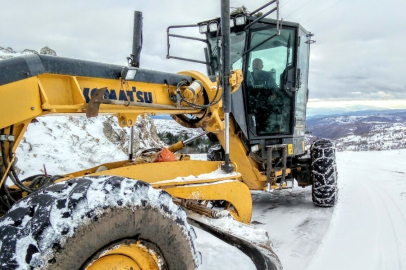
[58,160,252,223]
[87,241,160,270]
[0,78,42,129]
[216,119,265,190]
[165,180,252,224]
[62,160,224,184]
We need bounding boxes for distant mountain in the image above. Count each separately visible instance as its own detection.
[307,108,406,120]
[306,111,406,151]
[306,105,389,118]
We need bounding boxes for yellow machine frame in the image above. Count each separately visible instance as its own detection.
[0,68,289,224]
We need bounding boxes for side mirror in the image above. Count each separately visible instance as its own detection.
[281,67,300,95]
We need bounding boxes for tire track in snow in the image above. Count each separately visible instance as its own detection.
[351,161,406,269]
[251,188,334,270]
[363,181,401,269]
[342,159,406,269]
[308,152,406,270]
[368,182,406,269]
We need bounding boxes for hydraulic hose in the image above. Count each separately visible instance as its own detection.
[0,128,16,205]
[0,127,35,193]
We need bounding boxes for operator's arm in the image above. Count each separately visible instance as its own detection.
[265,72,279,102]
[265,72,278,90]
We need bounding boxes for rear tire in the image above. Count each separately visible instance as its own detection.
[207,144,225,161]
[0,176,201,269]
[311,139,338,207]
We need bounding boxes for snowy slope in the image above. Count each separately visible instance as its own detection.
[16,115,163,177]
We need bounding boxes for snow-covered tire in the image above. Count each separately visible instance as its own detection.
[0,176,201,269]
[207,144,225,161]
[311,139,338,207]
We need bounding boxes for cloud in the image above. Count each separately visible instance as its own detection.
[1,0,405,107]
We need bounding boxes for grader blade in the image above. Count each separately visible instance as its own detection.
[188,217,283,270]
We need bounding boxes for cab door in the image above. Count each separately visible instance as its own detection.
[244,24,297,139]
[293,28,311,155]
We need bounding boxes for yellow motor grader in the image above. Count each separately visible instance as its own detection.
[0,0,337,269]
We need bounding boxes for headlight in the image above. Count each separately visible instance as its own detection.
[235,15,246,26]
[230,18,235,28]
[121,67,137,81]
[209,22,218,32]
[251,144,260,152]
[199,24,208,34]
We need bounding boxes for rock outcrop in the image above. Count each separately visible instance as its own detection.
[0,46,57,59]
[40,46,57,56]
[103,115,164,155]
[21,49,39,54]
[0,46,16,54]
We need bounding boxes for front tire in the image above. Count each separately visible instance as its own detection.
[311,139,338,207]
[0,176,200,269]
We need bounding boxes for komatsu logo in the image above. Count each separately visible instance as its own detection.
[82,87,153,103]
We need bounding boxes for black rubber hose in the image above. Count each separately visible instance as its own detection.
[0,136,34,193]
[0,129,16,204]
[21,174,46,183]
[0,184,14,205]
[0,195,10,211]
[27,174,63,189]
[7,126,34,192]
[8,126,13,163]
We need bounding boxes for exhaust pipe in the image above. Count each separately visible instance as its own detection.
[220,0,234,173]
[128,11,143,68]
[127,11,143,160]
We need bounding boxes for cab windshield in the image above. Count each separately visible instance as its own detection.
[208,25,296,136]
[208,31,246,74]
[245,26,295,136]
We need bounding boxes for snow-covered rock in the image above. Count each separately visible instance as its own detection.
[21,49,38,55]
[0,45,57,59]
[40,46,57,56]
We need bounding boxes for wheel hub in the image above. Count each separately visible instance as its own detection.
[86,241,161,270]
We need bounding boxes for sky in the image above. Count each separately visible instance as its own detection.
[1,0,406,110]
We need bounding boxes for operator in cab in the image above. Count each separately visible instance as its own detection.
[246,58,289,135]
[248,58,277,90]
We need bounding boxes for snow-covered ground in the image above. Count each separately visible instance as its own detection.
[307,149,406,270]
[193,149,406,270]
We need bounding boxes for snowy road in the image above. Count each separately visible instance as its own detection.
[308,150,406,270]
[195,150,406,270]
[250,185,333,270]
